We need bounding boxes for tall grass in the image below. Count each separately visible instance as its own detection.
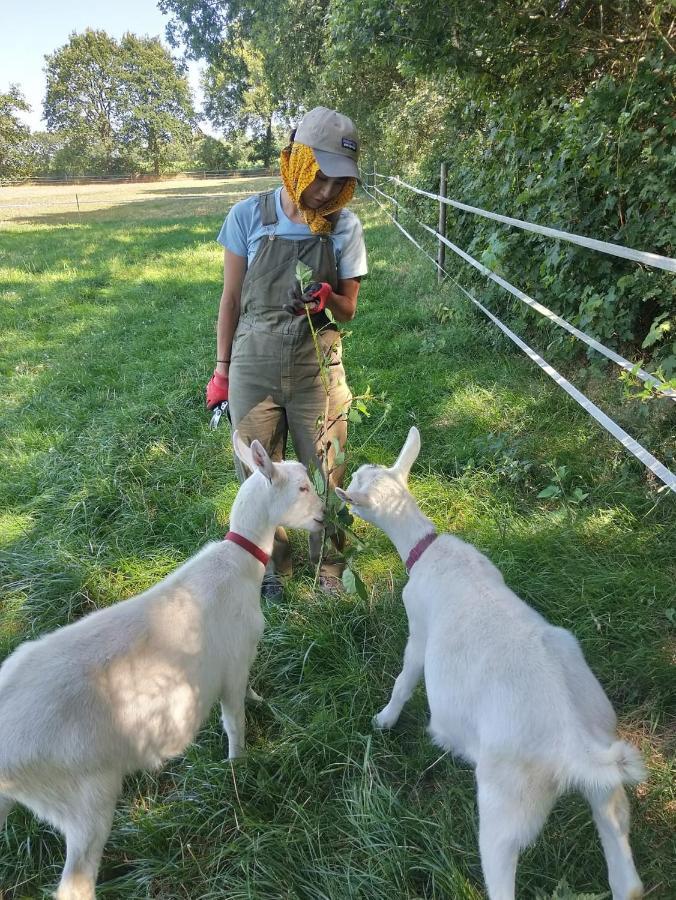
[0,182,674,898]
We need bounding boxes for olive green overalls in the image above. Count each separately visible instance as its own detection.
[228,190,352,579]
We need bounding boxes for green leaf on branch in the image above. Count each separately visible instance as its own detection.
[295,261,314,294]
[342,566,368,601]
[337,505,354,527]
[354,570,368,601]
[342,567,356,594]
[308,464,325,496]
[641,312,671,350]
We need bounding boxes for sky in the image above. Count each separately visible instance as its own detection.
[2,0,207,132]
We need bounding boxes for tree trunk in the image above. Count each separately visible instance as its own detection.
[149,133,160,176]
[263,117,273,168]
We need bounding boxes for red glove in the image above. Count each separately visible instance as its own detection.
[206,370,229,409]
[286,282,332,316]
[306,281,332,311]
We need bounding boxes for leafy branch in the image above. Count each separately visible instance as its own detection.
[619,359,676,403]
[297,266,388,599]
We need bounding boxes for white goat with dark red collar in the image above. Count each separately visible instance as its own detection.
[0,431,323,900]
[336,426,645,900]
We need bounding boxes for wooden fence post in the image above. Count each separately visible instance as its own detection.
[437,162,447,282]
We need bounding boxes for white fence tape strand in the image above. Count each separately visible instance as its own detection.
[371,183,674,399]
[375,174,676,273]
[361,183,676,495]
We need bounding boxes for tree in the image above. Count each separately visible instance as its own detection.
[43,29,195,175]
[161,0,332,103]
[118,34,195,175]
[161,0,338,164]
[159,1,671,137]
[194,133,244,170]
[202,40,279,166]
[21,131,64,176]
[44,30,123,171]
[0,85,31,178]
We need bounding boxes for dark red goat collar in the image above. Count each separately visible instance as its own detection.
[224,531,270,567]
[405,531,437,574]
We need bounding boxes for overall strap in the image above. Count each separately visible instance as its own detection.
[259,190,278,227]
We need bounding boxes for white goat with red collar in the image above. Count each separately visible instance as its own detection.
[336,426,645,900]
[0,431,323,900]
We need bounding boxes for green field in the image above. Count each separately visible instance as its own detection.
[0,177,674,898]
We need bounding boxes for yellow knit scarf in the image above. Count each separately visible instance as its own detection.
[279,142,356,234]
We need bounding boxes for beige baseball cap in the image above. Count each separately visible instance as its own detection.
[294,106,360,180]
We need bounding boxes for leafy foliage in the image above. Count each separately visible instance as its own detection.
[117,34,195,175]
[202,39,280,165]
[194,133,246,170]
[0,85,31,178]
[536,878,608,900]
[377,53,675,372]
[43,29,195,175]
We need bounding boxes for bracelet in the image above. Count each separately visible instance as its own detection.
[216,359,231,364]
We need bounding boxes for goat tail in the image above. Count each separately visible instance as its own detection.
[582,740,646,790]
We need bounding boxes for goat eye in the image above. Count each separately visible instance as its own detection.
[299,485,309,493]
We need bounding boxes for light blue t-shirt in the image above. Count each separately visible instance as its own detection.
[217,188,368,280]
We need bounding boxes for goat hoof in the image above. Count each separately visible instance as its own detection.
[372,712,395,731]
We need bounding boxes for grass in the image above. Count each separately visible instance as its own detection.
[0,179,674,898]
[0,175,276,224]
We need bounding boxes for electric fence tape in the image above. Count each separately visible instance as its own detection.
[376,174,676,273]
[361,183,676,495]
[371,183,674,399]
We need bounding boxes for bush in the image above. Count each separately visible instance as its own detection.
[371,53,675,374]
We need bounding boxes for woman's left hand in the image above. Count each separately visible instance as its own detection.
[285,282,332,316]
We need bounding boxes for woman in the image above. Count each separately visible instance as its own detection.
[206,107,367,602]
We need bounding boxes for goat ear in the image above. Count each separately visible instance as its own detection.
[351,490,372,507]
[391,426,421,482]
[250,439,274,482]
[232,430,254,470]
[338,489,371,508]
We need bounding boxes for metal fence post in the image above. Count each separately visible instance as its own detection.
[437,162,447,282]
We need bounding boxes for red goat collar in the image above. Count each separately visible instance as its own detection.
[405,531,437,574]
[224,531,270,567]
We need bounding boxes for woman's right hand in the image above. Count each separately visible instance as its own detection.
[206,369,229,409]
